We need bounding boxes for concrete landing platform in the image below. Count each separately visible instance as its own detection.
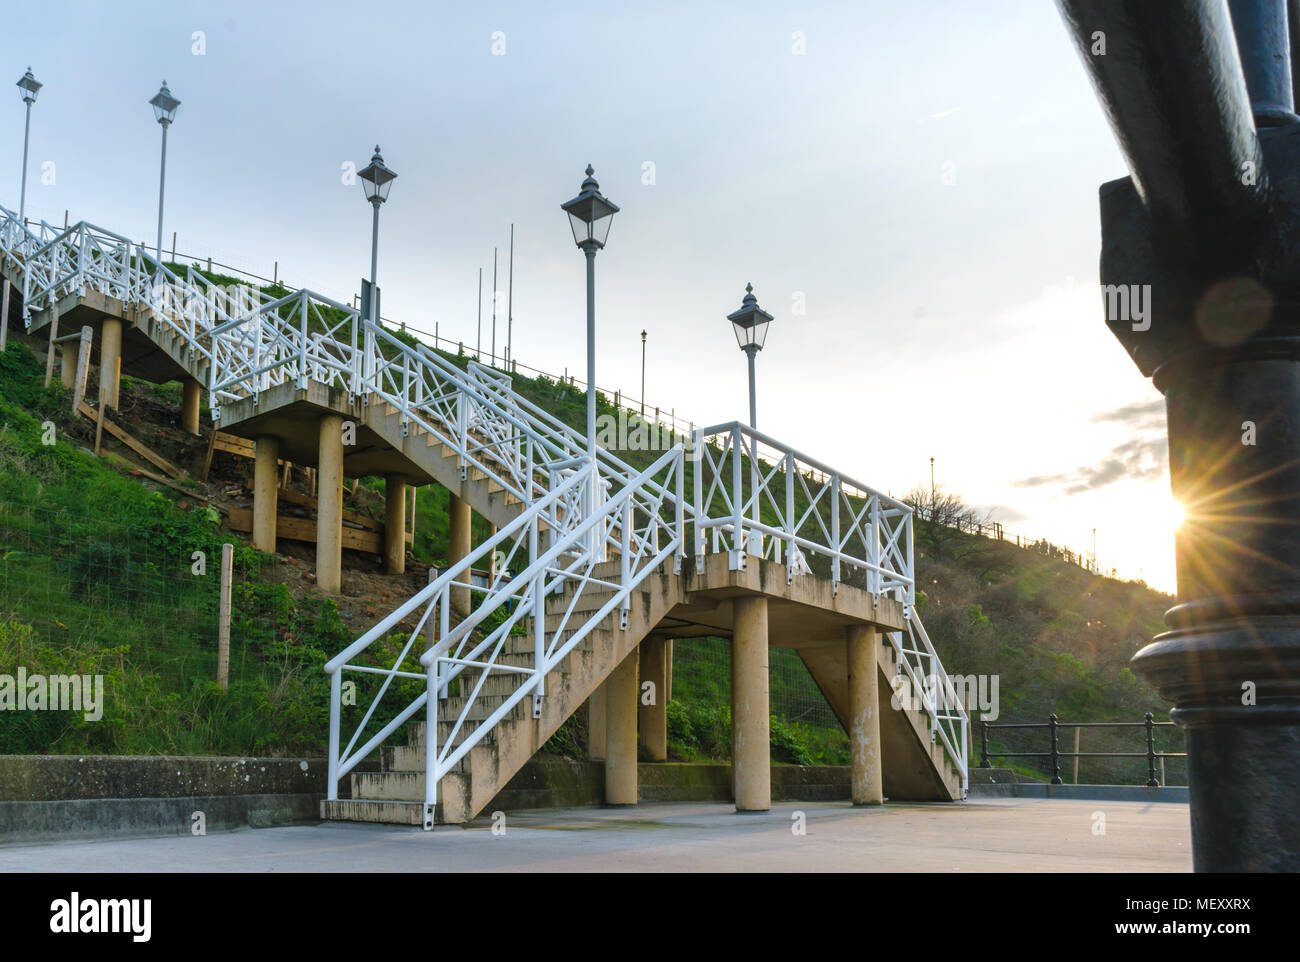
[0,798,1191,872]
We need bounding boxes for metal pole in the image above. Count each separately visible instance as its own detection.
[507,223,514,370]
[477,267,482,359]
[491,246,498,367]
[979,720,991,768]
[584,245,599,555]
[640,331,647,417]
[585,246,596,460]
[746,347,757,428]
[1049,713,1062,784]
[746,345,759,528]
[1145,711,1159,788]
[156,122,168,263]
[18,100,32,226]
[369,201,380,288]
[367,198,380,383]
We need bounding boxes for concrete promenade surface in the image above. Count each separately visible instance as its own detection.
[0,798,1192,872]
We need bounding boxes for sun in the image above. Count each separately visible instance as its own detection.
[1160,495,1186,532]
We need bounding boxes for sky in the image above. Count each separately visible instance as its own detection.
[3,0,1182,592]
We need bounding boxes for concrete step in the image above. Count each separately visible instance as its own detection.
[383,743,475,772]
[320,798,425,826]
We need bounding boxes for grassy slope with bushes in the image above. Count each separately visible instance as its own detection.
[0,343,345,754]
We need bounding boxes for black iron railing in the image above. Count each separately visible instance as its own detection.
[978,713,1186,787]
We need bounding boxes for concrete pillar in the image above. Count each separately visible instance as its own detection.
[99,318,122,409]
[448,491,471,615]
[252,436,279,554]
[604,649,639,806]
[638,636,669,761]
[588,682,606,760]
[317,414,344,593]
[181,377,201,436]
[731,595,770,812]
[847,624,884,805]
[384,473,407,575]
[60,344,76,389]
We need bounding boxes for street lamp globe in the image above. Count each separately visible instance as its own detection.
[561,165,619,249]
[358,145,397,205]
[149,81,180,126]
[727,283,773,353]
[16,67,40,104]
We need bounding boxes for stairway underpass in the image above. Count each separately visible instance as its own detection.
[0,204,968,826]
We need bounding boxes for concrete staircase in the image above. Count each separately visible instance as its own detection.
[1,208,970,821]
[323,559,684,824]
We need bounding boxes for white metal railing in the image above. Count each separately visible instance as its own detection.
[888,611,969,794]
[691,421,914,598]
[325,446,686,828]
[0,202,965,798]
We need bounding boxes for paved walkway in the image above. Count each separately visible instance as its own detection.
[0,798,1191,872]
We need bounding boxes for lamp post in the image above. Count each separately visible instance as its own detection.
[16,67,40,228]
[561,165,616,551]
[640,330,647,417]
[357,145,396,379]
[561,165,618,548]
[728,283,773,430]
[148,81,180,264]
[728,283,774,532]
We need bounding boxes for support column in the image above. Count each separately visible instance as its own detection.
[252,436,279,554]
[448,491,471,615]
[384,473,407,575]
[99,318,122,409]
[60,343,76,389]
[317,414,344,593]
[181,377,201,436]
[731,595,770,812]
[847,624,884,805]
[638,636,668,761]
[588,682,606,760]
[604,648,638,806]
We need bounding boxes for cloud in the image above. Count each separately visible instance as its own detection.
[1013,436,1167,495]
[970,502,1030,523]
[1088,399,1165,431]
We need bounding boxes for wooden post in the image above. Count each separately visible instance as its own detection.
[60,339,76,389]
[43,304,60,386]
[93,388,107,457]
[217,542,233,689]
[73,326,92,412]
[0,277,10,352]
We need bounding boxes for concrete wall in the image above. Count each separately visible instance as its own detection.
[0,755,340,845]
[487,759,853,811]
